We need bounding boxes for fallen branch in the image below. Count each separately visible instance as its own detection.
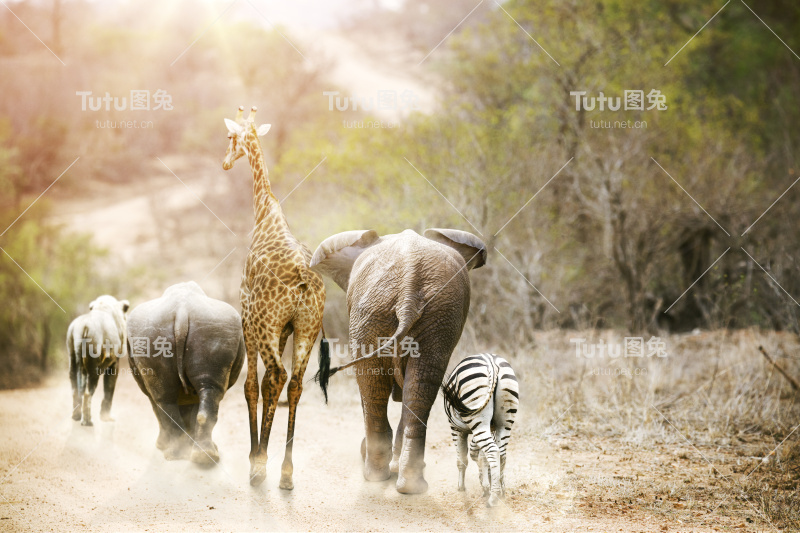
[759,345,800,391]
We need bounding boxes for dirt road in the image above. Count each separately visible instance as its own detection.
[0,354,746,533]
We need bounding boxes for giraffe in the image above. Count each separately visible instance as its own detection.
[223,106,329,490]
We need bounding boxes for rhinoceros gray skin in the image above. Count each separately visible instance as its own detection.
[127,281,245,464]
[67,295,130,426]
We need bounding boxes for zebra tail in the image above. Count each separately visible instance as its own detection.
[441,377,475,418]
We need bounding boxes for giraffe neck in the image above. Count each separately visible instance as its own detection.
[244,135,282,227]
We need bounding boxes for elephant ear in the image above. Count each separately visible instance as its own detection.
[423,228,487,270]
[310,230,382,291]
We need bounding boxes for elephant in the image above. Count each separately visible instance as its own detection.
[311,228,486,494]
[67,295,130,426]
[127,281,245,464]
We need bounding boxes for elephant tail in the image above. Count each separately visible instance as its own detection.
[174,304,190,395]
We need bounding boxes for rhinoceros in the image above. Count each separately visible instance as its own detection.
[127,281,244,464]
[67,295,130,426]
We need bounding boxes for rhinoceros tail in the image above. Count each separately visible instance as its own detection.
[174,304,190,394]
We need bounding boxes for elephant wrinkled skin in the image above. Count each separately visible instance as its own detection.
[311,228,486,494]
[127,281,245,464]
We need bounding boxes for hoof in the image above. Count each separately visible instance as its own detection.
[279,476,294,490]
[163,447,184,461]
[389,455,400,474]
[190,444,219,465]
[249,464,266,487]
[163,440,190,461]
[156,435,169,451]
[100,412,114,422]
[72,412,81,421]
[396,474,428,494]
[364,462,391,482]
[81,419,93,427]
[458,484,466,492]
[487,493,501,507]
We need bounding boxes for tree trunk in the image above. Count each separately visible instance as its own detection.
[40,320,51,372]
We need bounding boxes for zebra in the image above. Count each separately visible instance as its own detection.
[441,353,519,507]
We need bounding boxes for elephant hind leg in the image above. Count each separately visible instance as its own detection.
[356,358,394,482]
[390,415,405,474]
[395,357,443,495]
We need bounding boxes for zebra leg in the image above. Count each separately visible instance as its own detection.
[494,424,513,498]
[454,429,468,491]
[472,417,502,506]
[470,434,489,496]
[493,355,519,499]
[481,436,502,507]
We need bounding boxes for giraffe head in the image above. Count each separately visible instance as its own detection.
[222,105,271,170]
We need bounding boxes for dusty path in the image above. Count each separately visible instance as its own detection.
[0,366,543,532]
[0,357,741,533]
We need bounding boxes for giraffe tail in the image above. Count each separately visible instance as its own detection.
[313,311,416,394]
[318,327,331,404]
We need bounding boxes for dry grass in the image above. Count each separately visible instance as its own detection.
[453,328,800,529]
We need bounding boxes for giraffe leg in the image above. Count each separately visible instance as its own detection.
[280,329,315,490]
[243,323,263,485]
[251,334,286,487]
